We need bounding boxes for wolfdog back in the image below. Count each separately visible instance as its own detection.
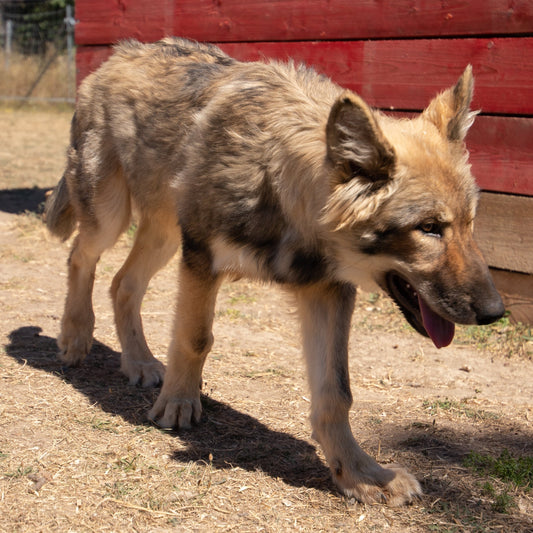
[45,37,504,505]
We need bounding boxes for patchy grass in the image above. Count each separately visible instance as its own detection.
[457,314,533,360]
[464,449,533,489]
[481,482,518,514]
[423,398,500,422]
[462,449,533,514]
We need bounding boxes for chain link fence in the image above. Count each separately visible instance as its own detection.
[1,1,75,104]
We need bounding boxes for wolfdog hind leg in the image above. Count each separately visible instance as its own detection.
[148,259,222,428]
[295,282,422,506]
[59,174,131,366]
[111,213,180,387]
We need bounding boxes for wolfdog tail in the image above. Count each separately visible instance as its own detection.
[44,148,77,241]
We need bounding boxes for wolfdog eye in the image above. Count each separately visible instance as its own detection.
[417,220,442,237]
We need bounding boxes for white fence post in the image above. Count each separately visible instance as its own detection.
[64,5,75,98]
[5,19,13,70]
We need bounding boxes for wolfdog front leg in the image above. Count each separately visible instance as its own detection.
[295,282,422,505]
[148,259,222,428]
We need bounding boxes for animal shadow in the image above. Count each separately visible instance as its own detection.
[0,187,50,215]
[5,325,334,492]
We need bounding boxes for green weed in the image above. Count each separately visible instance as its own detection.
[367,292,380,304]
[217,308,244,320]
[126,223,138,240]
[114,455,139,472]
[4,465,34,478]
[105,481,133,499]
[90,417,119,433]
[492,490,517,513]
[228,293,257,305]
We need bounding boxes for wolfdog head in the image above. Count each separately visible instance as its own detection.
[323,66,504,348]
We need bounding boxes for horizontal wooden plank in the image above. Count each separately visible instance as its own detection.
[468,116,533,196]
[77,39,533,116]
[475,193,533,275]
[76,45,533,196]
[490,269,533,325]
[75,0,533,45]
[217,39,533,116]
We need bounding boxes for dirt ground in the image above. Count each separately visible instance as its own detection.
[0,108,532,532]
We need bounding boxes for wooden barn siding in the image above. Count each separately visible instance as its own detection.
[75,0,533,44]
[74,0,533,319]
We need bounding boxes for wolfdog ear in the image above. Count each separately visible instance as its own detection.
[422,65,478,142]
[326,92,395,183]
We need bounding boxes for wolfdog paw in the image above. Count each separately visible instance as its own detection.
[57,332,92,367]
[335,463,422,506]
[147,392,202,429]
[120,355,165,387]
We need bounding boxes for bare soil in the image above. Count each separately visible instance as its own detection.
[0,108,532,532]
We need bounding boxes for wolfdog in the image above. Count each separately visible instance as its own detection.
[45,38,504,505]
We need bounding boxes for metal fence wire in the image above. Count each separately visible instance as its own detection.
[1,3,75,103]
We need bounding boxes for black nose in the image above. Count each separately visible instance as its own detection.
[474,293,505,325]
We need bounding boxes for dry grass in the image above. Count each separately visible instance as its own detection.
[0,51,75,101]
[0,109,532,532]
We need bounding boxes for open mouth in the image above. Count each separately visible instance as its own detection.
[385,272,455,349]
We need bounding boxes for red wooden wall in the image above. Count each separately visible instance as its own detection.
[75,0,533,198]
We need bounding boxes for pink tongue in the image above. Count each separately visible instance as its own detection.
[418,295,455,349]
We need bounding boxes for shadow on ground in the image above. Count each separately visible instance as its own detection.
[5,325,533,530]
[5,325,333,492]
[0,187,50,214]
